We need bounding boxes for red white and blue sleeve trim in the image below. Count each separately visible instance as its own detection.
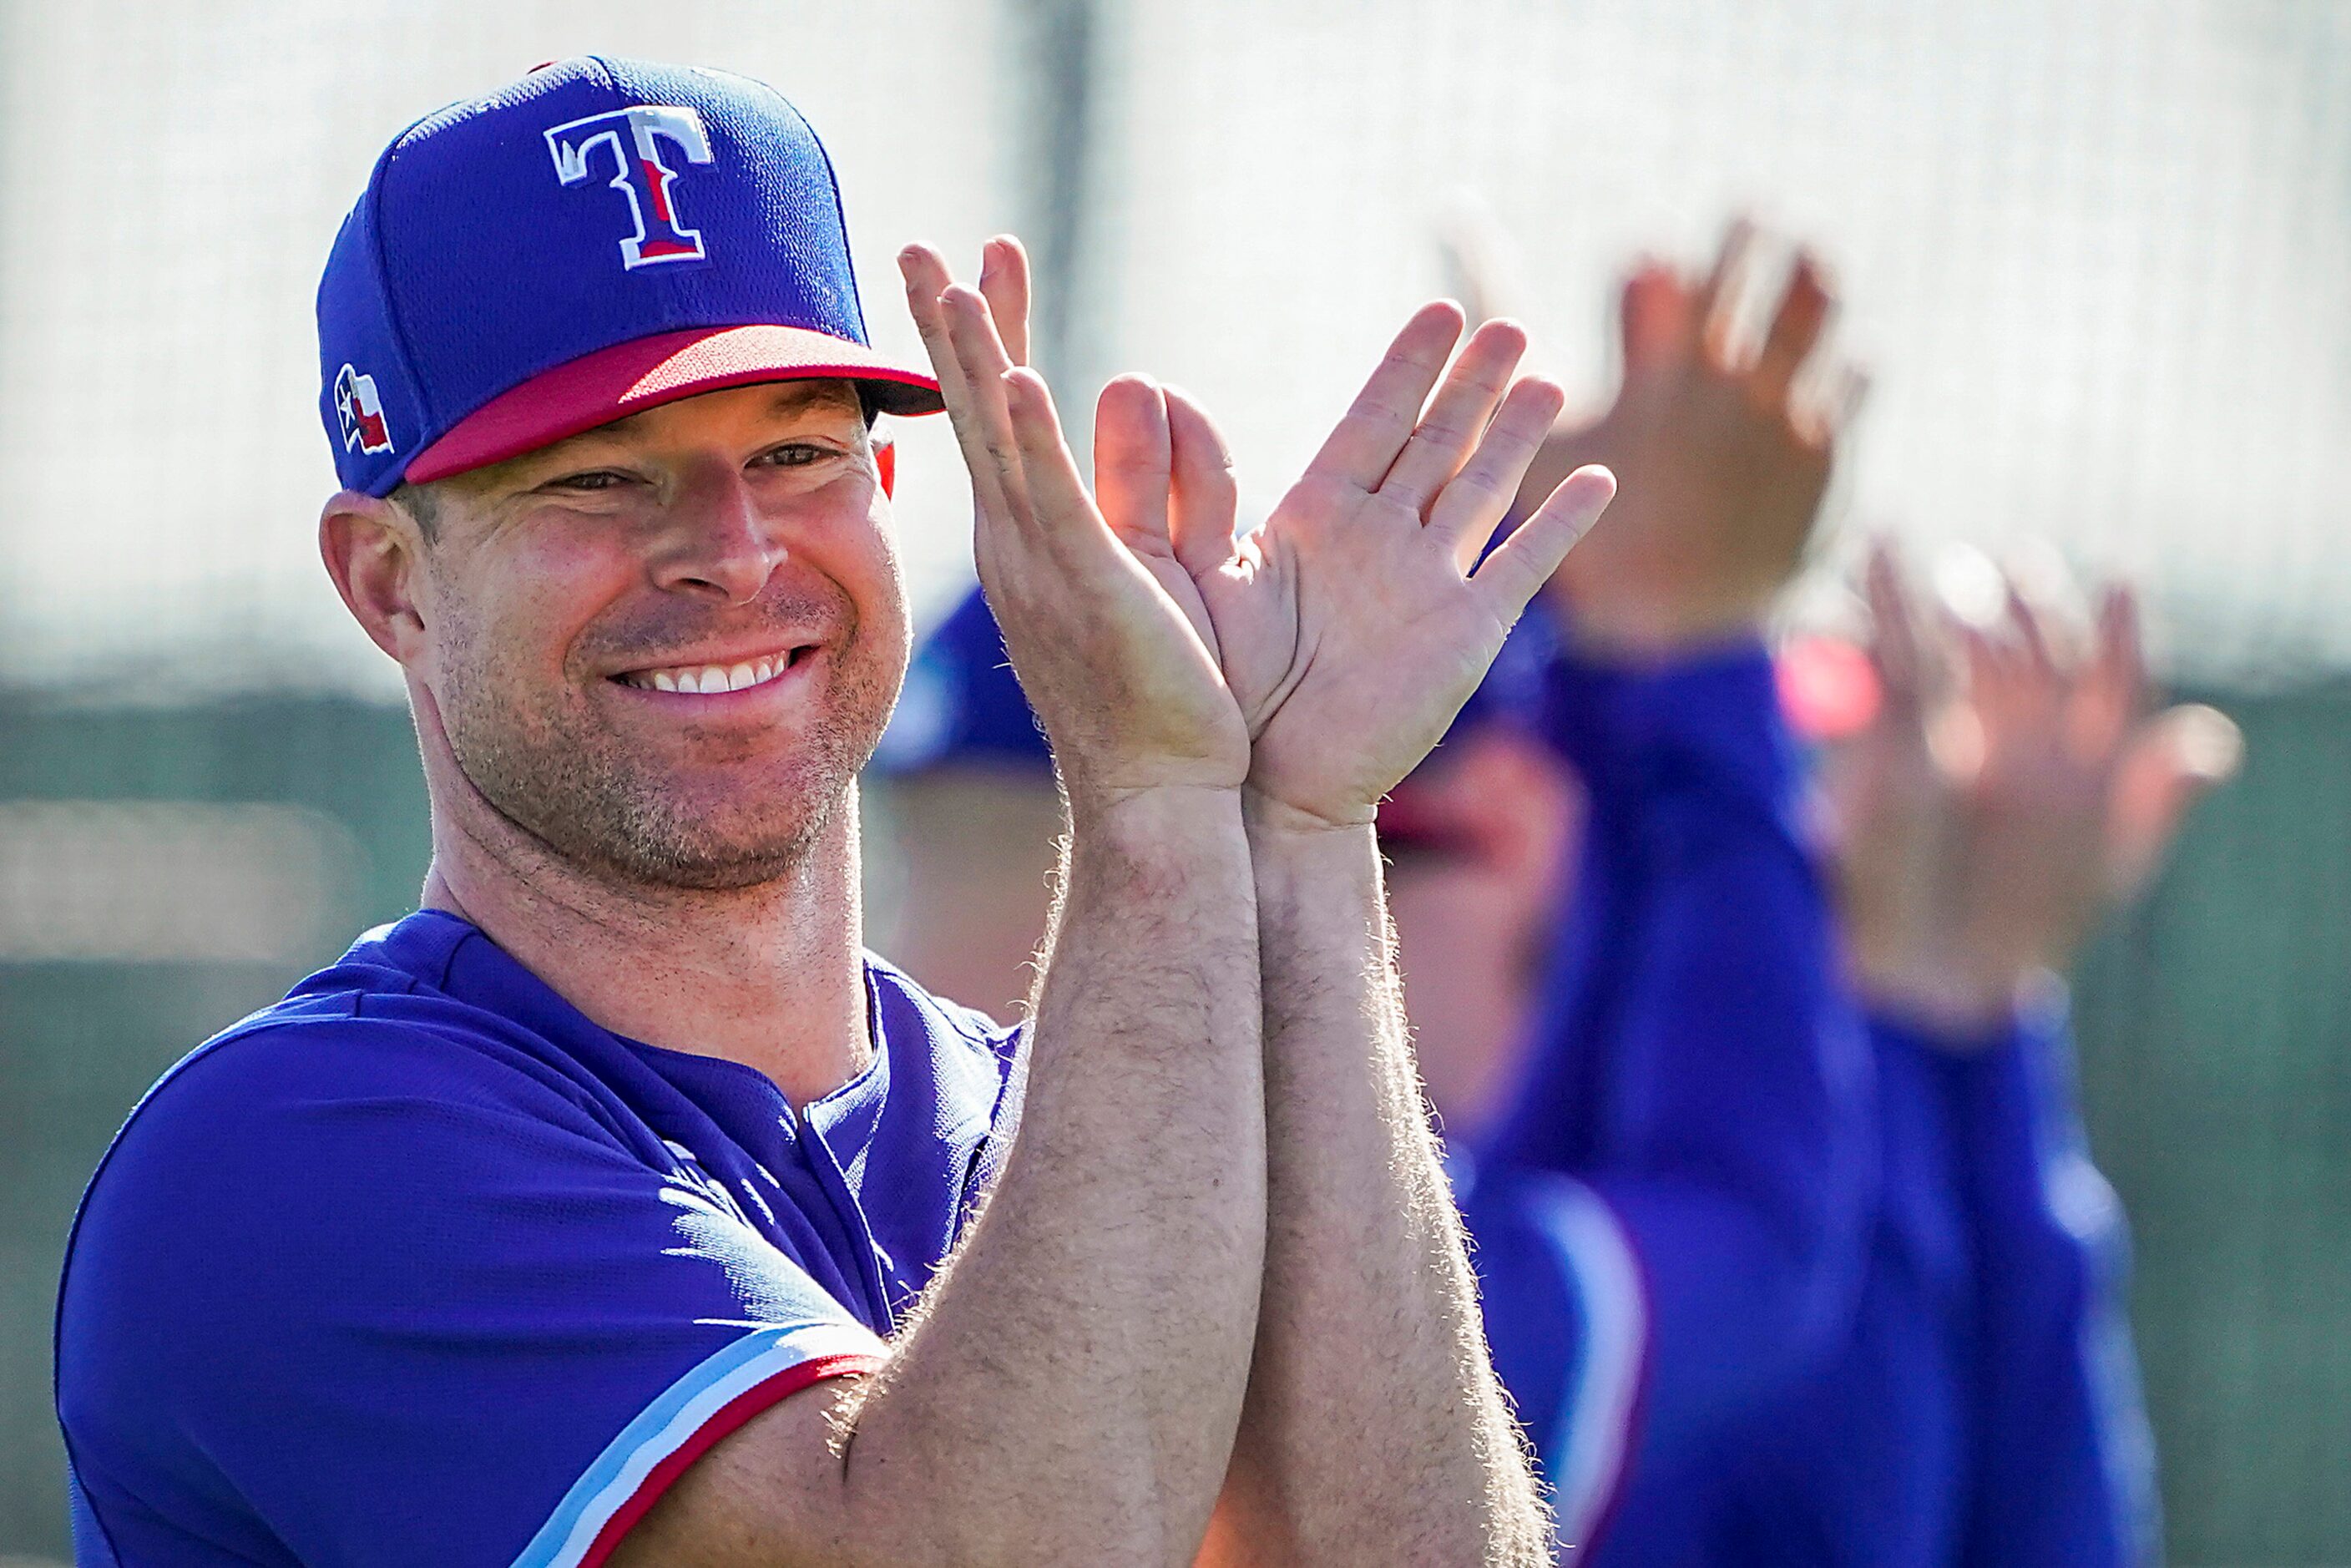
[510,1321,887,1568]
[1526,1180,1651,1552]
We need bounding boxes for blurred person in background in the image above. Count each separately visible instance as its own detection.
[1732,542,2241,1567]
[1459,223,1878,1555]
[865,587,1063,1020]
[1461,227,2237,1562]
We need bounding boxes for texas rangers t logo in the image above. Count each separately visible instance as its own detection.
[333,364,393,454]
[544,105,715,269]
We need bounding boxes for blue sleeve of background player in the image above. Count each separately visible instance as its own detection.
[1477,638,1875,1553]
[1903,992,2162,1568]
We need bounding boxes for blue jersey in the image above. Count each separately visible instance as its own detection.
[1930,1000,2158,1567]
[1476,639,1880,1560]
[1469,637,2154,1565]
[1697,1003,2158,1567]
[1471,638,1877,1555]
[55,909,1024,1568]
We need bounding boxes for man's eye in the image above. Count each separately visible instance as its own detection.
[752,443,841,470]
[547,470,633,493]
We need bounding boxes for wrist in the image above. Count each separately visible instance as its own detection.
[1240,791,1381,903]
[1065,780,1245,842]
[1857,961,2029,1046]
[1551,589,1771,659]
[1240,786,1379,842]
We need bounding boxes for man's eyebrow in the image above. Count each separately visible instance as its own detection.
[759,381,865,419]
[502,380,867,478]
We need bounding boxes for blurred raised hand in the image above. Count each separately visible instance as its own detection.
[1506,220,1865,653]
[1163,304,1616,832]
[1828,542,2243,1038]
[899,237,1249,807]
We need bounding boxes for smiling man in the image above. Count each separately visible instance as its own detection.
[53,55,1611,1568]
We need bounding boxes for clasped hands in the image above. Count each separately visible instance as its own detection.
[899,236,1615,832]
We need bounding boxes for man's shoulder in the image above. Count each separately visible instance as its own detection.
[129,914,599,1135]
[68,915,625,1271]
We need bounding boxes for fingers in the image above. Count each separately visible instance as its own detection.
[901,246,1017,524]
[1695,217,1760,367]
[2005,580,2059,685]
[1094,375,1173,551]
[899,244,972,407]
[1378,318,1529,515]
[1752,251,1834,404]
[1864,539,1929,725]
[1163,385,1241,579]
[1307,301,1466,491]
[1002,366,1105,551]
[2106,703,2242,898]
[1471,464,1616,620]
[2089,581,2146,707]
[1798,362,1871,449]
[978,235,1034,367]
[1619,260,1689,371]
[1426,374,1567,572]
[938,284,1034,524]
[2068,583,2145,766]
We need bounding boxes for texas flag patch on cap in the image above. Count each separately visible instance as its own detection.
[332,364,394,455]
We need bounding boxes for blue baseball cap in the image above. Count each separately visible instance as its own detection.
[317,55,942,497]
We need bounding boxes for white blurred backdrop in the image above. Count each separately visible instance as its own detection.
[2,0,2345,693]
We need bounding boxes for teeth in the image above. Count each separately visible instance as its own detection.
[625,655,801,694]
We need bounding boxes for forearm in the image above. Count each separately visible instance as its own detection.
[1216,810,1548,1566]
[844,786,1267,1564]
[1885,997,2159,1567]
[1483,640,1873,1524]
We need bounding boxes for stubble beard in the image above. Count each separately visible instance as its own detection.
[439,637,900,895]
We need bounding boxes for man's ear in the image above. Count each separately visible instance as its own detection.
[876,436,897,498]
[319,490,429,665]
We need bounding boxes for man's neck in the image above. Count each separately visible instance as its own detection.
[420,796,872,1109]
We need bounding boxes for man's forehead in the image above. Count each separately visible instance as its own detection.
[571,377,865,448]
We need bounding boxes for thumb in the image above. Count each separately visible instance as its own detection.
[1163,385,1240,579]
[1093,374,1172,550]
[2105,704,2242,899]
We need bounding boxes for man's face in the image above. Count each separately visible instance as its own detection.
[405,380,910,889]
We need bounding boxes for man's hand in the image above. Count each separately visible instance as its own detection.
[900,239,1248,810]
[1516,221,1863,653]
[1140,303,1609,1565]
[1162,303,1614,831]
[1829,543,2242,1037]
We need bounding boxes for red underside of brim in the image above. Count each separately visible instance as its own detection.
[405,325,944,486]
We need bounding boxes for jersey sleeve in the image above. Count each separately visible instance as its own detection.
[1898,992,2162,1568]
[1478,638,1876,1554]
[56,1020,887,1568]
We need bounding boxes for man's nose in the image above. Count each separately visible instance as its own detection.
[649,465,782,605]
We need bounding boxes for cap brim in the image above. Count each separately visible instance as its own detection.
[403,324,944,487]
